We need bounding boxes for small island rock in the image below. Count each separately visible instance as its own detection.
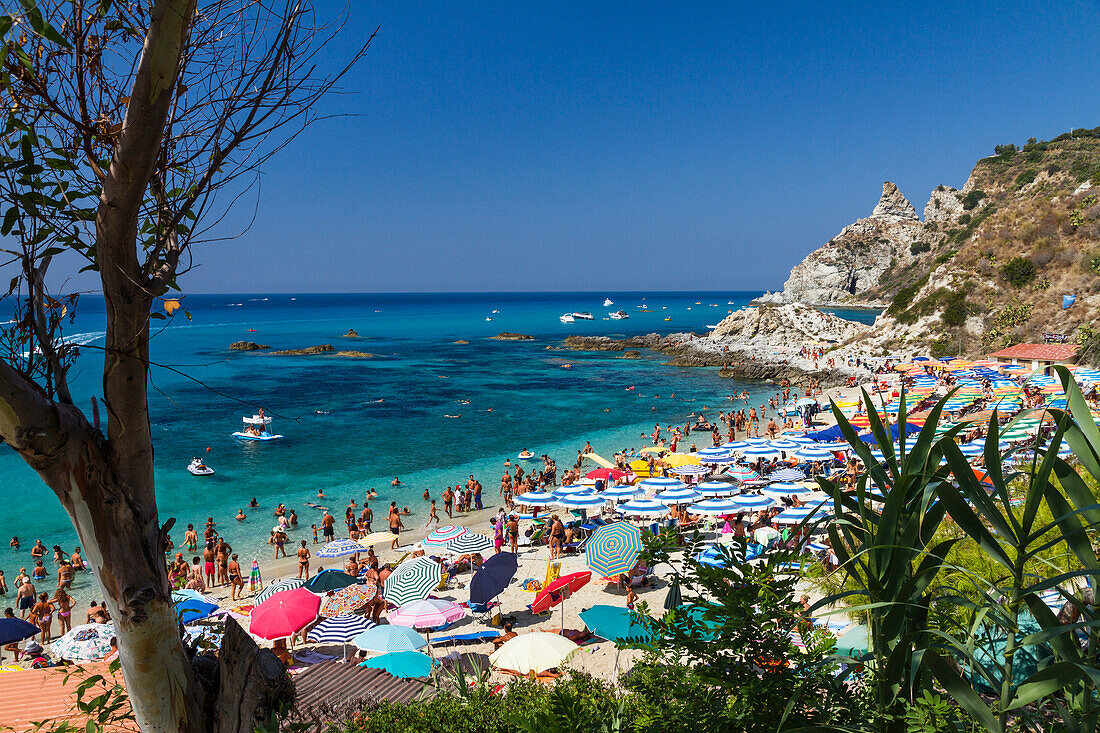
[490,332,534,341]
[229,341,269,351]
[268,344,336,355]
[342,329,359,338]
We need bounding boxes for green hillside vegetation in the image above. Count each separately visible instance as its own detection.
[871,129,1100,356]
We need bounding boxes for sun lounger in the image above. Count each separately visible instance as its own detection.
[432,630,502,645]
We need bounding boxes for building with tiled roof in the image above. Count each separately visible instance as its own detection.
[987,343,1080,370]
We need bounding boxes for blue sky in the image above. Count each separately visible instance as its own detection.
[85,1,1100,292]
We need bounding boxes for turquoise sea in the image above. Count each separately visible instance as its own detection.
[1,292,877,580]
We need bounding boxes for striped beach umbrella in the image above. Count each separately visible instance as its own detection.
[53,623,116,662]
[638,476,687,491]
[696,480,737,497]
[514,491,557,506]
[960,442,986,457]
[796,447,837,462]
[556,493,607,509]
[698,451,737,464]
[308,614,376,644]
[445,532,494,554]
[742,445,779,458]
[585,522,643,578]
[317,539,363,558]
[696,447,732,457]
[720,441,750,451]
[726,465,760,481]
[358,532,398,547]
[655,487,703,505]
[255,578,305,605]
[690,498,741,515]
[768,440,801,451]
[617,499,669,516]
[768,468,805,482]
[553,484,595,497]
[353,624,427,653]
[773,506,827,524]
[730,493,776,510]
[600,484,643,500]
[669,464,711,476]
[424,526,468,546]
[318,585,377,617]
[384,557,443,606]
[387,599,467,629]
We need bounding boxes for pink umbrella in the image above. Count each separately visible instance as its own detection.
[387,599,467,629]
[249,587,320,639]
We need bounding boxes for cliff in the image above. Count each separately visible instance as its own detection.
[768,127,1100,357]
[709,303,868,345]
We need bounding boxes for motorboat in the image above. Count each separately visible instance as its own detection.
[664,317,672,321]
[706,324,719,329]
[571,312,594,320]
[603,298,614,307]
[233,414,283,441]
[609,310,629,320]
[485,317,493,321]
[559,313,575,324]
[187,458,214,476]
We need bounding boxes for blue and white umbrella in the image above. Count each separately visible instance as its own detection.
[308,614,376,644]
[690,498,741,515]
[696,447,732,458]
[726,465,760,481]
[696,481,737,497]
[553,484,595,497]
[960,442,986,457]
[655,487,703,505]
[638,477,687,491]
[768,440,801,452]
[767,468,805,482]
[317,539,364,558]
[600,484,643,500]
[720,441,750,451]
[556,493,608,509]
[744,437,771,445]
[762,483,815,500]
[730,493,775,510]
[699,451,737,464]
[796,447,836,462]
[669,464,711,476]
[618,499,669,516]
[514,491,557,506]
[742,445,779,458]
[787,436,818,445]
[773,506,828,524]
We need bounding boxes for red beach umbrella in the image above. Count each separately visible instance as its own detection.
[586,468,626,481]
[249,587,320,639]
[529,571,591,614]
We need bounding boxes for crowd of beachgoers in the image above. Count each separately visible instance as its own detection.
[1,355,1097,699]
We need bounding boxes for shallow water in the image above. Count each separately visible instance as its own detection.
[0,291,877,573]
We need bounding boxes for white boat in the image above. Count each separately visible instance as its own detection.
[609,310,629,320]
[232,414,283,441]
[485,317,493,321]
[603,298,614,307]
[187,458,214,476]
[706,324,719,329]
[571,312,594,320]
[559,313,575,324]
[491,309,499,314]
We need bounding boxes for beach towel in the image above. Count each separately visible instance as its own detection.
[249,560,263,592]
[293,650,339,665]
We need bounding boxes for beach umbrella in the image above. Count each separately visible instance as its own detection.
[617,499,669,516]
[586,522,643,578]
[353,624,427,653]
[773,507,825,524]
[384,557,443,606]
[445,532,494,554]
[638,477,687,491]
[579,605,653,646]
[696,446,731,457]
[255,578,305,605]
[725,465,760,481]
[742,445,779,459]
[316,539,363,558]
[654,487,703,505]
[768,440,801,451]
[796,447,836,462]
[308,614,376,644]
[599,484,644,500]
[318,585,376,617]
[388,599,467,629]
[720,441,750,451]
[744,437,771,445]
[424,526,468,546]
[489,632,580,674]
[470,552,519,606]
[531,572,593,614]
[761,483,815,500]
[960,442,986,457]
[730,493,775,510]
[696,480,737,497]
[664,453,701,467]
[767,468,805,482]
[358,532,397,547]
[669,464,711,476]
[690,498,741,516]
[53,623,115,662]
[304,569,358,593]
[174,596,220,624]
[698,451,737,464]
[553,484,595,497]
[586,468,626,481]
[0,618,40,646]
[249,587,320,640]
[555,493,607,509]
[514,491,557,506]
[361,651,435,678]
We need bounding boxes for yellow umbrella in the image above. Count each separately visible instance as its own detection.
[639,446,665,454]
[489,631,580,674]
[664,453,701,467]
[628,458,652,477]
[358,532,397,547]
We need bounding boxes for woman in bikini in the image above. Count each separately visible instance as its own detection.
[53,587,74,635]
[30,593,54,643]
[296,540,311,580]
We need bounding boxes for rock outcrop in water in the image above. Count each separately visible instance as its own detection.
[757,182,925,307]
[229,341,269,350]
[269,344,335,355]
[342,329,359,338]
[490,333,535,340]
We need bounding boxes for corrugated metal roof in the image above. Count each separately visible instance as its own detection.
[0,663,137,732]
[292,661,435,713]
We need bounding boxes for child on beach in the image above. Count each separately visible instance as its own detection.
[311,524,319,544]
[425,500,440,528]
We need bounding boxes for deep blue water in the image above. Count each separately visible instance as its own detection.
[1,292,877,576]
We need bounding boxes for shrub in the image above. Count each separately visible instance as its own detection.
[957,213,971,226]
[940,291,969,326]
[962,190,985,210]
[1000,256,1036,287]
[888,277,926,315]
[1016,168,1037,187]
[910,241,931,256]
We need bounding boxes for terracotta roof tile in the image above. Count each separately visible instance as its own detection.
[987,343,1080,362]
[0,663,136,732]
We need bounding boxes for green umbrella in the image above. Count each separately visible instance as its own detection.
[579,605,654,647]
[969,612,1048,694]
[360,650,435,678]
[304,569,358,593]
[834,624,870,658]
